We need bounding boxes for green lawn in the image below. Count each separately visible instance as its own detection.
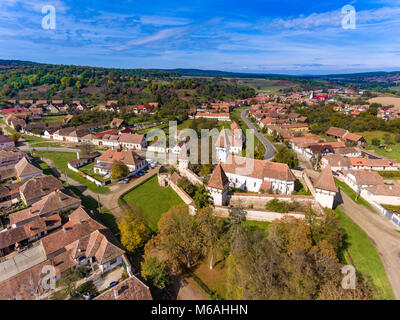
[21,134,47,144]
[336,208,395,300]
[42,115,65,123]
[32,151,110,193]
[121,176,184,232]
[80,162,108,182]
[356,131,400,163]
[29,141,66,148]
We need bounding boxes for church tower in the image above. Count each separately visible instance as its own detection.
[207,163,230,206]
[215,127,231,163]
[313,165,338,209]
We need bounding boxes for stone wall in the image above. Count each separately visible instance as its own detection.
[179,168,203,186]
[214,206,305,222]
[228,193,315,209]
[168,177,196,215]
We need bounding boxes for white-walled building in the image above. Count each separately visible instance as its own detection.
[213,155,296,195]
[313,165,338,209]
[94,148,147,176]
[215,127,243,163]
[342,170,384,194]
[207,163,230,206]
[361,185,400,206]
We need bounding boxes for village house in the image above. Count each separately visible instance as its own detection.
[0,217,58,258]
[342,170,384,194]
[321,154,351,171]
[110,118,125,129]
[281,123,309,133]
[326,126,366,146]
[101,134,120,148]
[133,105,153,113]
[94,148,147,176]
[13,157,42,181]
[334,147,362,158]
[361,185,400,206]
[303,144,335,159]
[18,175,63,206]
[9,189,81,228]
[68,151,101,169]
[52,127,75,141]
[0,135,15,149]
[41,206,125,274]
[95,275,153,300]
[0,182,23,204]
[195,112,231,121]
[147,139,168,153]
[46,104,60,114]
[118,133,147,150]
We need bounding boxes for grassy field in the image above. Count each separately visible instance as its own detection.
[368,96,400,109]
[336,208,395,300]
[42,115,65,123]
[121,176,184,232]
[32,151,110,193]
[236,79,298,94]
[29,141,66,148]
[356,131,400,162]
[21,134,47,144]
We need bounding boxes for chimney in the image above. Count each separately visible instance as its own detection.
[113,289,119,298]
[29,209,33,215]
[63,226,67,232]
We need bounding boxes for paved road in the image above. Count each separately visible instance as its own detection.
[240,108,275,160]
[338,190,400,300]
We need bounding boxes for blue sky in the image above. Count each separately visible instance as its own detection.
[1,0,400,74]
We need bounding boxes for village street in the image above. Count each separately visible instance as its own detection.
[240,108,276,160]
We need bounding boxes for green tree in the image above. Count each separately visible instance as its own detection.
[193,185,212,210]
[10,132,21,143]
[141,257,170,290]
[154,205,202,269]
[272,145,299,168]
[111,161,129,179]
[371,138,380,146]
[196,207,225,270]
[118,208,149,253]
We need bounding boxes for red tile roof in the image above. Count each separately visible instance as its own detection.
[208,164,229,190]
[95,276,152,300]
[313,165,338,192]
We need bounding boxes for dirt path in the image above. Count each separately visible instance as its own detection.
[338,191,400,300]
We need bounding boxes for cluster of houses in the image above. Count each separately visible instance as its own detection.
[377,107,400,121]
[285,126,400,206]
[0,146,151,299]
